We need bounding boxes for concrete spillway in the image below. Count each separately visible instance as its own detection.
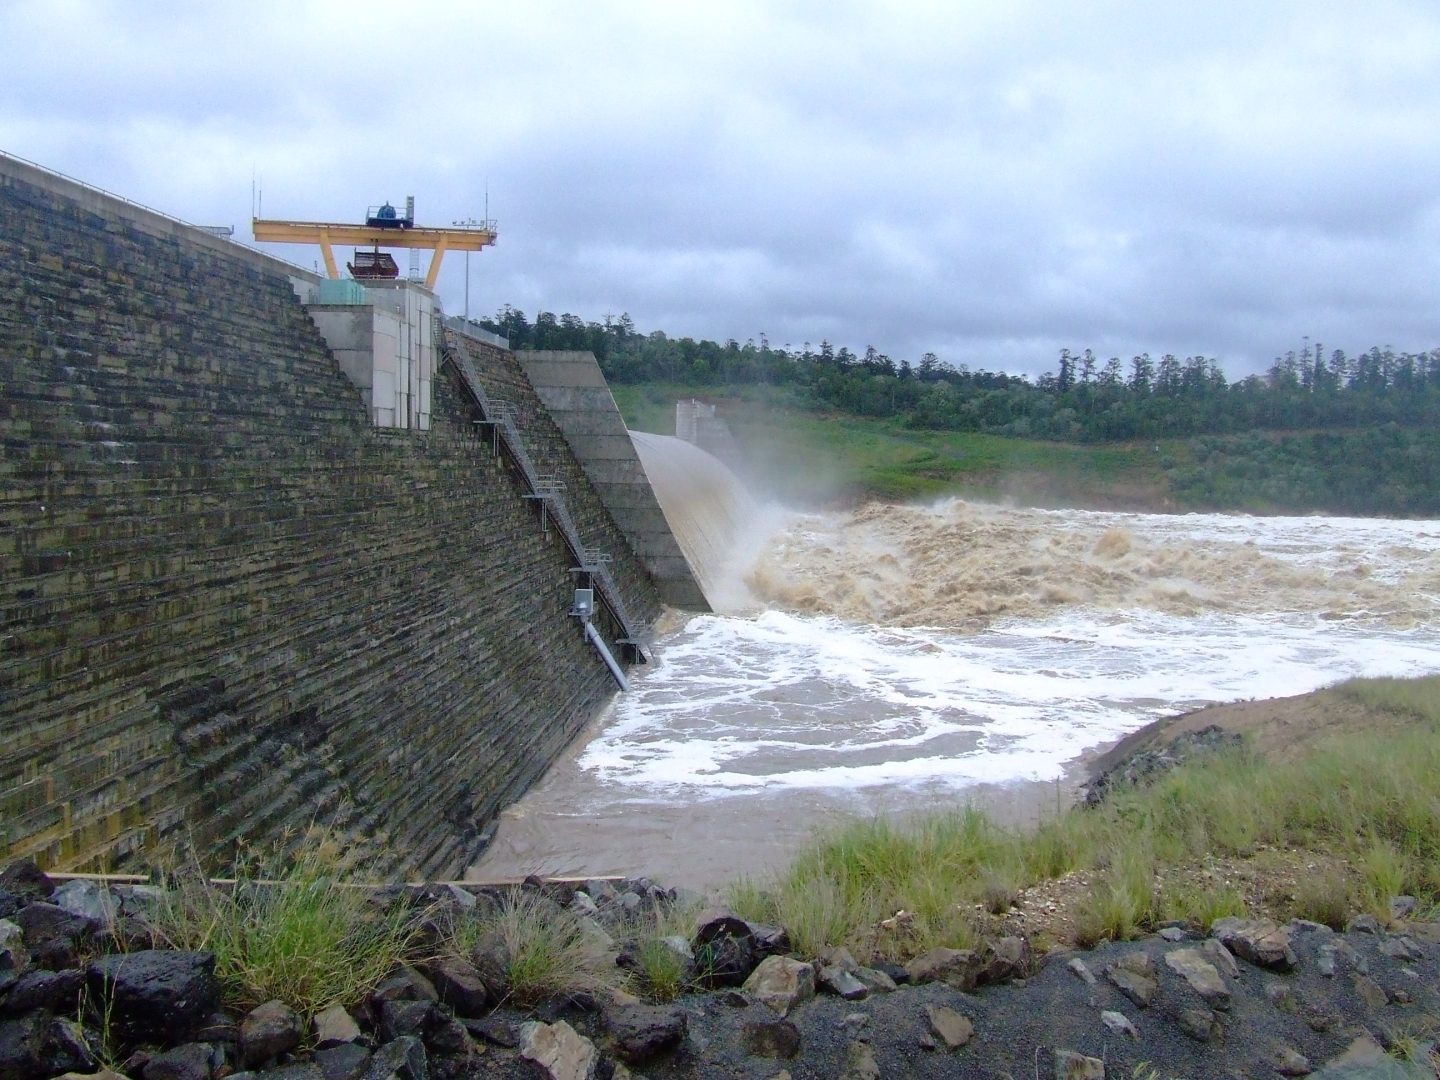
[628,432,758,611]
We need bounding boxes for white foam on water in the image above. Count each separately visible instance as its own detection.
[578,603,1440,798]
[471,503,1440,882]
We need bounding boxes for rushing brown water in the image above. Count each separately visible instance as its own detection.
[746,499,1440,629]
[470,485,1440,888]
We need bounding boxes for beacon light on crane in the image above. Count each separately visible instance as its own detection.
[252,195,497,290]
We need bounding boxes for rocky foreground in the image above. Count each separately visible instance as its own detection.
[1,856,1437,1080]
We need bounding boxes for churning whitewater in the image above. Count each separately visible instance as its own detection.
[471,460,1440,886]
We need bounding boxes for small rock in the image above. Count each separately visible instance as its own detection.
[750,923,791,957]
[1211,918,1297,971]
[740,1015,801,1059]
[851,966,897,994]
[241,999,303,1066]
[841,1039,880,1080]
[1105,953,1157,1008]
[1302,1005,1339,1033]
[584,879,619,904]
[1316,943,1338,978]
[359,1035,428,1080]
[925,1004,973,1049]
[1,967,84,1015]
[312,1004,361,1048]
[1378,937,1423,963]
[51,879,118,925]
[315,1042,370,1080]
[461,1015,517,1048]
[422,955,489,1017]
[1055,1048,1105,1078]
[41,1017,100,1075]
[142,1041,217,1080]
[1175,1007,1218,1043]
[0,919,25,975]
[1100,1010,1138,1039]
[381,999,438,1043]
[742,956,815,1017]
[1389,896,1417,921]
[1067,957,1097,986]
[818,964,869,1001]
[1274,1047,1313,1076]
[1200,937,1240,979]
[423,1016,470,1058]
[371,966,439,1003]
[1346,913,1380,934]
[979,936,1030,984]
[520,1020,596,1080]
[605,1004,687,1064]
[904,947,982,991]
[692,915,758,988]
[819,946,861,972]
[441,884,477,910]
[1158,926,1187,942]
[0,1015,43,1078]
[1352,973,1389,1010]
[1164,948,1230,1010]
[16,902,97,968]
[1317,1034,1389,1075]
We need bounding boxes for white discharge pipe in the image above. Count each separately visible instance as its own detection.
[584,619,629,691]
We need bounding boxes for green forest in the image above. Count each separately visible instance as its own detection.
[477,307,1440,516]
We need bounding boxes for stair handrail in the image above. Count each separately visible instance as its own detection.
[436,317,646,654]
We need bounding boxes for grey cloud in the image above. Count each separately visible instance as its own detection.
[6,1,1439,377]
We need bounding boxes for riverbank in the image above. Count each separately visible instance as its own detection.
[7,674,1438,1078]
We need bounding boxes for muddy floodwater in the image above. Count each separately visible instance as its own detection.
[470,438,1440,889]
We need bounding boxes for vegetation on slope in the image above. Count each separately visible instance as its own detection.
[728,674,1440,959]
[485,306,1440,514]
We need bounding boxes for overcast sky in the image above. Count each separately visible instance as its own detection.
[5,1,1439,377]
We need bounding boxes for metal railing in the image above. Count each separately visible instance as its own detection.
[436,317,645,657]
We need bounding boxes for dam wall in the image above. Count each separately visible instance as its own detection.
[0,154,660,877]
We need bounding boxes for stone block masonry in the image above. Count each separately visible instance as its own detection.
[0,155,661,877]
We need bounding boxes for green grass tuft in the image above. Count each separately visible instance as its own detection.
[740,673,1440,959]
[448,888,619,1007]
[1336,674,1440,724]
[1158,880,1248,929]
[149,830,420,1016]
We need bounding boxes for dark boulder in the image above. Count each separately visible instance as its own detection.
[240,999,304,1066]
[604,1002,687,1063]
[15,902,98,970]
[87,949,218,1044]
[0,862,54,905]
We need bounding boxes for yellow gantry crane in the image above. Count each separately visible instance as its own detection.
[252,196,497,290]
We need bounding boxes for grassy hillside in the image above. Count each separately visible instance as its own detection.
[729,673,1440,959]
[612,383,1172,509]
[612,383,1440,514]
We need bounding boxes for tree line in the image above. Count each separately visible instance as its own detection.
[480,306,1440,445]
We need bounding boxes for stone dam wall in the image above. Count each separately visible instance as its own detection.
[0,155,662,878]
